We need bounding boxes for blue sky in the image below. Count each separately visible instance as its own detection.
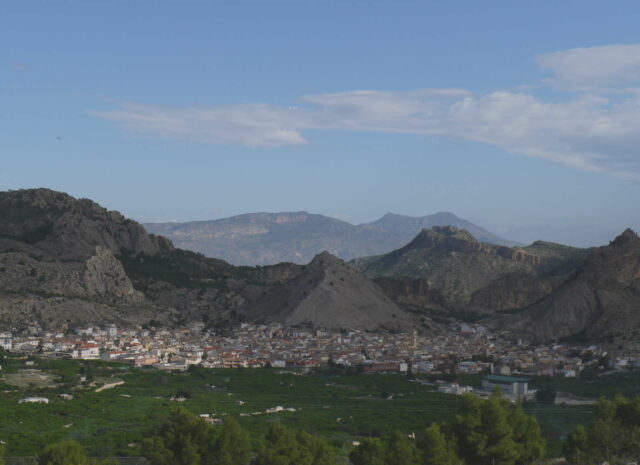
[2,0,640,246]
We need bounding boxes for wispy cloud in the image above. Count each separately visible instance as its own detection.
[94,45,640,179]
[537,44,640,91]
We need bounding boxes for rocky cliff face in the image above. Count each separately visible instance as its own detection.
[489,229,640,343]
[353,226,588,312]
[468,273,553,313]
[241,251,414,331]
[0,246,141,301]
[145,211,517,265]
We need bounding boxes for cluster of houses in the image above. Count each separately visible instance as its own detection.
[0,321,628,380]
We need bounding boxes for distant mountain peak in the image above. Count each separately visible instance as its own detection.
[431,225,476,240]
[406,226,478,250]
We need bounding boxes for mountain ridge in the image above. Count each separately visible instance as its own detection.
[352,225,590,314]
[0,188,420,333]
[145,210,518,265]
[488,228,640,343]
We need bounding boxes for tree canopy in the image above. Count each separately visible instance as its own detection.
[350,391,544,465]
[38,440,117,465]
[254,422,337,465]
[564,395,640,464]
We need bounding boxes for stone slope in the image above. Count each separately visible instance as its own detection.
[145,211,516,265]
[241,252,413,330]
[489,229,640,343]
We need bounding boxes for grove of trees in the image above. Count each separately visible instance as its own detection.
[564,395,640,464]
[350,391,545,465]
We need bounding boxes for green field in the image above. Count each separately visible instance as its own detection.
[0,357,610,458]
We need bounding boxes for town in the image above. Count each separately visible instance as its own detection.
[0,321,631,387]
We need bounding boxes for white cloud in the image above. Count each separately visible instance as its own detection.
[537,44,640,90]
[95,45,640,180]
[96,102,308,147]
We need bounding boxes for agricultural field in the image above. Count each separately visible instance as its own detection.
[0,356,616,458]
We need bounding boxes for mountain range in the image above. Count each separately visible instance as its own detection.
[1,188,639,345]
[144,211,519,265]
[0,189,414,332]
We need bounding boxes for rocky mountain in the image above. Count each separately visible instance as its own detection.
[0,188,422,333]
[352,226,589,314]
[240,251,414,331]
[144,211,517,266]
[488,229,640,343]
[0,189,300,330]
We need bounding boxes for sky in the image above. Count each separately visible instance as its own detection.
[2,0,640,247]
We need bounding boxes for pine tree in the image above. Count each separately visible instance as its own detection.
[39,440,89,465]
[418,424,461,465]
[210,416,251,465]
[254,423,337,465]
[142,407,215,465]
[509,402,545,462]
[349,438,387,465]
[564,425,589,464]
[384,432,421,465]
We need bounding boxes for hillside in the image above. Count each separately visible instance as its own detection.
[0,189,301,330]
[489,229,640,343]
[144,211,517,265]
[0,188,425,332]
[352,226,589,313]
[241,251,414,331]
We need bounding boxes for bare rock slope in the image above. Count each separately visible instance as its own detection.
[242,251,413,330]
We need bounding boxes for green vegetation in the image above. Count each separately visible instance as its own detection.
[38,440,118,465]
[0,357,614,459]
[564,395,640,464]
[143,408,250,465]
[5,361,640,464]
[118,250,233,291]
[255,422,336,465]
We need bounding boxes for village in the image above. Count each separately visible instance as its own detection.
[0,321,631,384]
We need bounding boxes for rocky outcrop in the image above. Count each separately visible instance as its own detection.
[241,252,414,331]
[489,229,640,342]
[0,246,141,301]
[83,246,142,299]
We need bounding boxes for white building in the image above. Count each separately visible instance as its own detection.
[0,332,12,350]
[19,397,49,404]
[72,343,100,359]
[482,375,530,397]
[437,383,473,395]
